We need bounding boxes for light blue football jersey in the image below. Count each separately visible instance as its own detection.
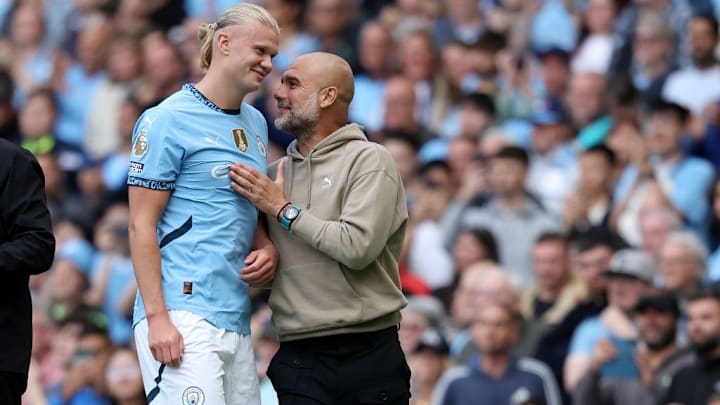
[127,84,269,334]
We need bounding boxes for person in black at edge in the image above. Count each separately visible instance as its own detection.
[663,289,720,405]
[0,138,55,405]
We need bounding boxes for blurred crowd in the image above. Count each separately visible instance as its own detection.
[7,0,720,404]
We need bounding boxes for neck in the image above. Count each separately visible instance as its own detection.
[480,352,510,378]
[659,149,682,163]
[499,191,526,211]
[537,283,565,302]
[195,73,247,110]
[296,119,345,156]
[695,58,717,70]
[647,343,677,368]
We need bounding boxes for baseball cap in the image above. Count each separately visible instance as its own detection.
[531,98,569,126]
[633,293,680,317]
[56,238,96,276]
[604,249,655,284]
[415,328,449,356]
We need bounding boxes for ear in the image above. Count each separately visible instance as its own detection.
[319,86,338,109]
[216,31,231,56]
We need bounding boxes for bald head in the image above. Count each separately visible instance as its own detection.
[291,52,354,104]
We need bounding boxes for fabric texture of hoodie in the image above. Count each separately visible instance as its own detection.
[265,123,409,341]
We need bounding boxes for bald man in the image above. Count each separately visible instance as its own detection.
[229,52,411,404]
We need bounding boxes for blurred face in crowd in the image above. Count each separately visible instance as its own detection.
[577,244,613,294]
[541,54,570,98]
[658,240,701,293]
[532,239,570,295]
[399,310,430,354]
[459,103,492,139]
[11,5,45,46]
[452,231,492,274]
[488,156,526,197]
[50,260,88,301]
[20,92,56,139]
[77,25,109,72]
[416,164,453,221]
[358,23,393,77]
[144,39,186,90]
[472,305,518,356]
[585,0,616,34]
[531,122,570,155]
[687,297,720,356]
[447,137,476,179]
[411,348,447,388]
[107,39,142,83]
[446,0,480,21]
[383,77,416,130]
[635,307,677,351]
[308,0,348,37]
[453,266,516,327]
[383,138,418,184]
[639,209,676,257]
[689,17,718,68]
[607,276,649,312]
[566,73,605,128]
[400,33,434,82]
[606,121,641,168]
[105,348,144,402]
[442,43,472,88]
[264,0,301,26]
[633,21,674,69]
[645,110,683,159]
[579,150,612,196]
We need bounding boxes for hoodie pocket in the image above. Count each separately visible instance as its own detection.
[269,262,364,333]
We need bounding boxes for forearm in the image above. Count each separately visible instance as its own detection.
[252,217,273,250]
[129,222,167,319]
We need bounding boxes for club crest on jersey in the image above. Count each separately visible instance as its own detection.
[133,129,148,157]
[232,128,249,153]
[182,386,205,405]
[256,136,267,157]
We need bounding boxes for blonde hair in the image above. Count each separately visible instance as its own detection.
[198,3,280,70]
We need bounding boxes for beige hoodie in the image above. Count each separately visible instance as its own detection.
[265,123,409,341]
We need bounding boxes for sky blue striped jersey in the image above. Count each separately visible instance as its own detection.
[127,84,269,334]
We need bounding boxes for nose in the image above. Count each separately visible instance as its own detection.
[274,85,286,102]
[261,55,273,72]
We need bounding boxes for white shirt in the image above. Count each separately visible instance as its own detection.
[662,64,720,115]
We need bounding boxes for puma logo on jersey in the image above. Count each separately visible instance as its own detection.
[321,177,332,189]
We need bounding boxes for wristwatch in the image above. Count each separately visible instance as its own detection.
[279,204,301,231]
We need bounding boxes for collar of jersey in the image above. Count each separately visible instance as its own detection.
[185,83,241,115]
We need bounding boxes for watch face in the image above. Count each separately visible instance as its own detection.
[283,206,299,220]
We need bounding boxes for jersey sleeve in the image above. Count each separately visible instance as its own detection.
[127,108,184,191]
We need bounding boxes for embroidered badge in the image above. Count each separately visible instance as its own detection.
[256,136,267,157]
[182,386,204,405]
[133,129,148,157]
[232,128,249,153]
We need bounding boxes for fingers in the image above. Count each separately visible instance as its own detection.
[245,250,258,265]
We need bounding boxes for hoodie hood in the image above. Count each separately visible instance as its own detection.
[285,123,367,209]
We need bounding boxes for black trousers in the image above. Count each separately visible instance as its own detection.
[267,326,411,405]
[0,371,26,405]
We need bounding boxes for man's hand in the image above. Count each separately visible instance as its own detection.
[147,314,184,367]
[241,243,278,287]
[230,159,288,217]
[590,338,617,371]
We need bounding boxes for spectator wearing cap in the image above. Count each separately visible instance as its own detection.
[526,97,579,218]
[409,328,450,405]
[663,289,720,405]
[46,239,96,324]
[433,303,562,405]
[565,249,655,393]
[458,146,561,287]
[573,293,694,405]
[399,296,449,356]
[566,72,613,150]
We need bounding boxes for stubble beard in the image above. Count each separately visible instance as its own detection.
[275,92,320,139]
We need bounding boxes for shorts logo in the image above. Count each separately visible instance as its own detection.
[182,386,204,405]
[232,128,249,153]
[129,161,144,173]
[256,136,266,157]
[133,129,148,157]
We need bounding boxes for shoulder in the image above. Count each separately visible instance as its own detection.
[679,156,714,178]
[517,357,555,380]
[0,138,36,169]
[435,365,473,397]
